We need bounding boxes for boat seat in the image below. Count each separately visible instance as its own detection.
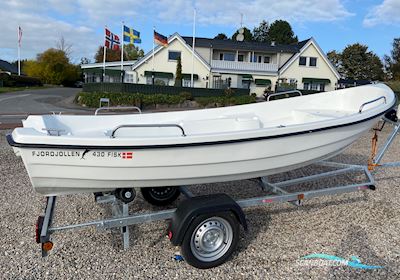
[293,109,353,123]
[181,115,262,135]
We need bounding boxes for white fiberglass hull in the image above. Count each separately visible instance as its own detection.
[14,116,377,196]
[8,84,395,196]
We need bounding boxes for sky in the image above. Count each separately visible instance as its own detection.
[0,0,399,64]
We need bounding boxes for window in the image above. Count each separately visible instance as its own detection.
[303,83,310,90]
[310,83,319,90]
[125,73,134,83]
[146,77,169,85]
[264,56,271,63]
[309,57,317,67]
[299,56,307,66]
[238,54,244,62]
[183,79,191,87]
[257,56,262,63]
[319,83,325,92]
[223,53,235,61]
[168,51,181,61]
[242,80,251,89]
[219,53,224,60]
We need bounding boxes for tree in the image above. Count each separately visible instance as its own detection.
[56,36,72,58]
[214,33,228,40]
[327,50,343,74]
[267,20,298,44]
[384,38,400,80]
[94,46,122,62]
[174,56,183,87]
[232,27,253,42]
[253,20,270,43]
[339,43,384,80]
[24,48,79,85]
[124,44,145,60]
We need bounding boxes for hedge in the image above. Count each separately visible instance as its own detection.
[82,82,250,97]
[0,73,42,87]
[76,92,256,108]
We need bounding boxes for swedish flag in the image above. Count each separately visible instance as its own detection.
[123,25,141,44]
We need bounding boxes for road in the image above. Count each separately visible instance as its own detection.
[0,87,91,128]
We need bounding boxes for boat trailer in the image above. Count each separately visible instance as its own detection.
[36,115,400,269]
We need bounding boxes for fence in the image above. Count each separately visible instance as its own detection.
[83,83,250,97]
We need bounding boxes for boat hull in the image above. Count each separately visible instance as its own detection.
[14,116,379,196]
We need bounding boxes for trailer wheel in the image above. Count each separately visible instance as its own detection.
[140,187,180,206]
[116,188,136,203]
[180,212,239,269]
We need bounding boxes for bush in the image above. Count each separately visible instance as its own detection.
[77,92,256,108]
[77,92,186,108]
[386,81,400,94]
[179,91,193,100]
[0,73,42,87]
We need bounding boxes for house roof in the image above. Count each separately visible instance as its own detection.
[132,33,211,71]
[0,59,19,74]
[279,38,341,79]
[182,36,310,53]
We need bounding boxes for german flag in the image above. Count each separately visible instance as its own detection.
[154,31,168,47]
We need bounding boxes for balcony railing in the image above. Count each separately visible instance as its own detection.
[211,60,278,73]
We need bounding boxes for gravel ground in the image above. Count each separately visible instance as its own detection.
[0,127,400,280]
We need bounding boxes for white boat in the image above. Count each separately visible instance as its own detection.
[7,84,395,196]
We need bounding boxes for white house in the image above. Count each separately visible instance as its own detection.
[82,33,340,97]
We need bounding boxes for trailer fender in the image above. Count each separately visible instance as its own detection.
[168,193,247,246]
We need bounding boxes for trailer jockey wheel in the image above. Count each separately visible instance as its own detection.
[180,212,239,269]
[140,187,180,206]
[116,188,136,203]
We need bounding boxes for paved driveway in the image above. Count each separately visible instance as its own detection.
[0,87,91,127]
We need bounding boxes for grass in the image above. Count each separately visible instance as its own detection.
[0,85,53,94]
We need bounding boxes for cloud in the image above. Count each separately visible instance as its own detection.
[193,0,353,26]
[363,0,400,27]
[0,0,353,62]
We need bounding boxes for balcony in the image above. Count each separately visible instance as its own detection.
[211,60,278,73]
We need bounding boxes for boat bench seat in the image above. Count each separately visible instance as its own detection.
[182,115,262,135]
[293,109,353,123]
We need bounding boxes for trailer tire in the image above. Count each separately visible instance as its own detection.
[180,211,239,269]
[116,188,136,204]
[140,187,180,206]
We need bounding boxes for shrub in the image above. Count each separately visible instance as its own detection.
[76,92,256,108]
[0,73,42,87]
[179,91,193,101]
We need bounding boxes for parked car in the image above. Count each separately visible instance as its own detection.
[74,81,83,88]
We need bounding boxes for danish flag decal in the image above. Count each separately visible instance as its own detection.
[122,152,133,159]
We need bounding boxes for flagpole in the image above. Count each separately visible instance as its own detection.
[17,26,21,76]
[152,26,155,71]
[191,9,196,87]
[103,25,107,82]
[121,21,124,83]
[152,26,155,85]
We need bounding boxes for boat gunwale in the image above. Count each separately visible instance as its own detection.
[7,107,391,150]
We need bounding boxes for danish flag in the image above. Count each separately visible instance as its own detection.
[122,152,133,159]
[105,28,120,50]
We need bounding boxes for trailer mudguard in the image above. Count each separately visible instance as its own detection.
[168,193,247,246]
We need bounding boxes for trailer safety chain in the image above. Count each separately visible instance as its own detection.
[368,129,380,171]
